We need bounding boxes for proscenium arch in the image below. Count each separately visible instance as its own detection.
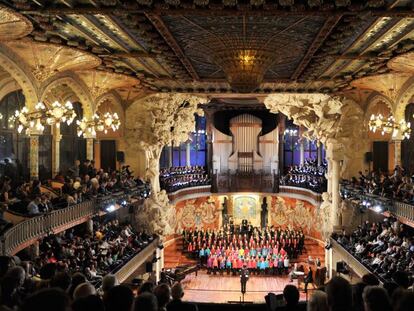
[395,75,414,122]
[0,44,39,109]
[40,75,94,119]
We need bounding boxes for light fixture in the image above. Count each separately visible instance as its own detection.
[77,111,120,137]
[13,101,76,135]
[368,114,411,139]
[284,128,298,136]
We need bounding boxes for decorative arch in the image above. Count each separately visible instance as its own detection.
[364,92,393,122]
[40,74,94,119]
[395,76,414,121]
[0,77,21,102]
[0,44,39,109]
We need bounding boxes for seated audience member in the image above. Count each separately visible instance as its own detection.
[394,291,414,311]
[72,294,105,311]
[138,281,155,295]
[0,176,12,203]
[283,284,300,311]
[307,290,328,311]
[154,283,171,311]
[135,292,158,311]
[73,282,96,300]
[27,196,41,215]
[20,288,70,311]
[102,274,119,298]
[167,282,198,311]
[50,272,72,292]
[104,285,134,311]
[362,286,392,311]
[326,276,353,311]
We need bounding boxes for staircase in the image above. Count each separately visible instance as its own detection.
[164,236,198,269]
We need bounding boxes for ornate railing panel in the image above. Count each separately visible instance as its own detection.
[1,200,97,256]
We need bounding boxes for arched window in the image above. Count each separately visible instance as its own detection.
[0,90,29,180]
[59,102,86,174]
[402,103,414,174]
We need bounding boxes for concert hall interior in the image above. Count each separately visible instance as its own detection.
[1,1,414,311]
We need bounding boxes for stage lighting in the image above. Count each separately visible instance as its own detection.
[121,200,127,206]
[106,204,116,213]
[373,205,383,213]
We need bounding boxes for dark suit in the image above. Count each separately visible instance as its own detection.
[240,267,249,294]
[167,299,198,311]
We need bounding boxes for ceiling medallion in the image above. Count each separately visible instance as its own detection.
[213,49,275,93]
[0,6,33,41]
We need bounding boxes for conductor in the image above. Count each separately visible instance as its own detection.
[240,265,249,295]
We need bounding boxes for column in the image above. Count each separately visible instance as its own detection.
[186,142,191,166]
[394,139,402,166]
[86,137,94,161]
[29,135,39,180]
[155,249,161,283]
[52,127,62,176]
[331,159,340,228]
[317,145,323,166]
[167,145,173,168]
[299,139,305,165]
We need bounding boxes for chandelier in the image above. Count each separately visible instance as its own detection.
[368,114,411,139]
[14,101,76,135]
[77,112,120,137]
[213,49,275,93]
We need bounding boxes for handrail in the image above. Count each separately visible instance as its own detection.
[340,184,414,223]
[1,200,97,256]
[330,238,384,284]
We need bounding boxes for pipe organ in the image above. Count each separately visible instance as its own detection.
[212,113,278,174]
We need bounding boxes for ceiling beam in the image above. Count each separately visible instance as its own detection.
[20,7,414,17]
[145,13,200,81]
[291,15,342,80]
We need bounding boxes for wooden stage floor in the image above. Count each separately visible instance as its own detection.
[181,270,310,304]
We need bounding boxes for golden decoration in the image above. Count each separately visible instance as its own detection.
[350,73,412,101]
[76,70,140,99]
[387,51,414,74]
[0,6,33,41]
[3,39,101,82]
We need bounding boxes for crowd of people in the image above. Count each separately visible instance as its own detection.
[281,159,328,193]
[346,166,414,203]
[333,218,414,284]
[0,214,158,311]
[183,225,306,276]
[159,166,210,193]
[0,159,150,217]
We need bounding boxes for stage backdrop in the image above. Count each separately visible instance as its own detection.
[171,194,323,240]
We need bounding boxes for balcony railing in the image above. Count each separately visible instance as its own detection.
[1,200,96,256]
[340,184,414,224]
[0,186,148,256]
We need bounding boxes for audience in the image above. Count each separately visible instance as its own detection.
[283,284,300,310]
[333,218,414,284]
[0,159,151,217]
[167,282,198,311]
[281,159,327,193]
[345,166,414,203]
[307,290,328,311]
[362,286,392,311]
[159,166,210,193]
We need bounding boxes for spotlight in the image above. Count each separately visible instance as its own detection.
[373,205,383,213]
[121,200,127,206]
[106,204,116,213]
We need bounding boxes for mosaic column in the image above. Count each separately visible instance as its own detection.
[299,139,305,165]
[186,142,191,167]
[317,145,323,166]
[85,136,94,161]
[394,139,402,166]
[331,159,340,228]
[29,135,39,180]
[52,127,62,176]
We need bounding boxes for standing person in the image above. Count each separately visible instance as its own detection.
[68,160,80,178]
[304,267,314,293]
[240,265,249,295]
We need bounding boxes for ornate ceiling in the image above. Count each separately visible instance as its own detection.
[2,0,414,94]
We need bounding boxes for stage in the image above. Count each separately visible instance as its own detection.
[180,270,310,304]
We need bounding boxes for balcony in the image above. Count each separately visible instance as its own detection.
[0,186,148,256]
[340,184,414,227]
